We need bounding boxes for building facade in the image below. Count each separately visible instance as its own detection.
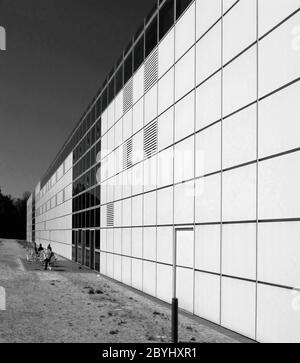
[27,0,300,343]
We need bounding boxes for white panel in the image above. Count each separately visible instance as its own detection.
[174,91,195,142]
[259,152,300,220]
[258,222,300,288]
[143,261,156,297]
[144,84,158,126]
[158,28,175,78]
[132,163,144,196]
[259,13,300,97]
[196,21,221,85]
[143,191,157,226]
[175,47,195,102]
[113,228,122,254]
[133,65,144,104]
[114,119,123,148]
[223,223,256,280]
[175,2,196,60]
[122,257,132,286]
[157,264,172,303]
[143,156,157,192]
[114,255,122,282]
[195,174,221,223]
[194,272,220,324]
[133,98,144,134]
[174,181,194,225]
[157,147,173,188]
[196,72,221,131]
[176,230,194,268]
[122,228,131,256]
[221,277,256,340]
[176,268,194,313]
[132,228,143,258]
[223,0,257,64]
[223,104,257,169]
[100,252,107,274]
[158,68,174,115]
[158,107,174,151]
[132,259,143,290]
[107,102,115,130]
[195,123,221,176]
[223,46,257,117]
[157,187,173,225]
[132,195,143,226]
[174,136,194,183]
[196,0,222,40]
[258,0,300,37]
[223,0,238,13]
[143,227,156,261]
[195,225,220,273]
[223,164,256,222]
[257,284,300,343]
[259,82,300,159]
[107,253,114,278]
[157,227,173,265]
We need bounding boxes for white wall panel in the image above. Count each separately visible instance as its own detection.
[175,47,195,101]
[196,0,222,40]
[257,284,300,343]
[132,259,143,290]
[259,82,300,159]
[259,152,300,220]
[195,123,221,176]
[143,261,156,297]
[122,257,132,286]
[132,228,143,258]
[133,98,144,134]
[174,136,194,183]
[258,222,300,288]
[223,164,256,222]
[259,13,300,97]
[195,174,221,223]
[221,277,256,340]
[222,223,256,280]
[144,85,158,125]
[123,109,132,142]
[176,268,194,313]
[195,225,220,273]
[133,65,144,104]
[174,181,195,225]
[157,187,173,225]
[158,68,174,115]
[175,2,195,61]
[174,91,195,142]
[196,72,221,131]
[176,230,194,268]
[115,91,123,122]
[143,191,157,226]
[158,107,174,151]
[194,272,220,324]
[157,264,172,303]
[196,21,221,85]
[157,148,173,188]
[223,104,257,169]
[122,228,131,256]
[159,28,175,78]
[157,227,173,265]
[132,195,143,226]
[143,227,156,262]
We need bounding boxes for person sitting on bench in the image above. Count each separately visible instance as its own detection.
[44,247,54,271]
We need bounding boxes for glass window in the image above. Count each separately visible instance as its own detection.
[145,16,158,57]
[134,35,144,72]
[124,51,133,84]
[115,64,123,95]
[95,230,100,250]
[159,0,175,40]
[96,98,102,119]
[95,252,100,271]
[176,0,193,19]
[108,78,115,104]
[102,86,108,111]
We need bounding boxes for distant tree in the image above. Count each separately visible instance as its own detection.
[0,188,30,240]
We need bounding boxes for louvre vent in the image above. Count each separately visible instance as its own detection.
[123,139,133,170]
[123,80,133,114]
[144,120,158,159]
[107,203,114,227]
[144,49,158,93]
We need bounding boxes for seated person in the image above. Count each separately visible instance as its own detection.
[38,244,44,253]
[44,248,54,271]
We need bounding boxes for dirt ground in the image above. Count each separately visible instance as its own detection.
[0,239,248,343]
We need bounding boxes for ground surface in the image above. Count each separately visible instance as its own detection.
[0,239,247,343]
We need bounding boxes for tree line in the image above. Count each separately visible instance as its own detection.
[0,188,30,240]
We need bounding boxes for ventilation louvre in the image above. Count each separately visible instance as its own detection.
[107,203,115,227]
[123,80,133,114]
[123,139,133,170]
[144,120,158,159]
[144,49,158,93]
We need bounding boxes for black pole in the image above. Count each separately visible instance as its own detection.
[171,298,178,344]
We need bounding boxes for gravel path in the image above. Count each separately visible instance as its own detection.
[0,239,243,343]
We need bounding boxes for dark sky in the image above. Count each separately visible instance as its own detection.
[0,0,155,198]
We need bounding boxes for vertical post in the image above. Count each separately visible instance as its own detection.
[172,229,178,344]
